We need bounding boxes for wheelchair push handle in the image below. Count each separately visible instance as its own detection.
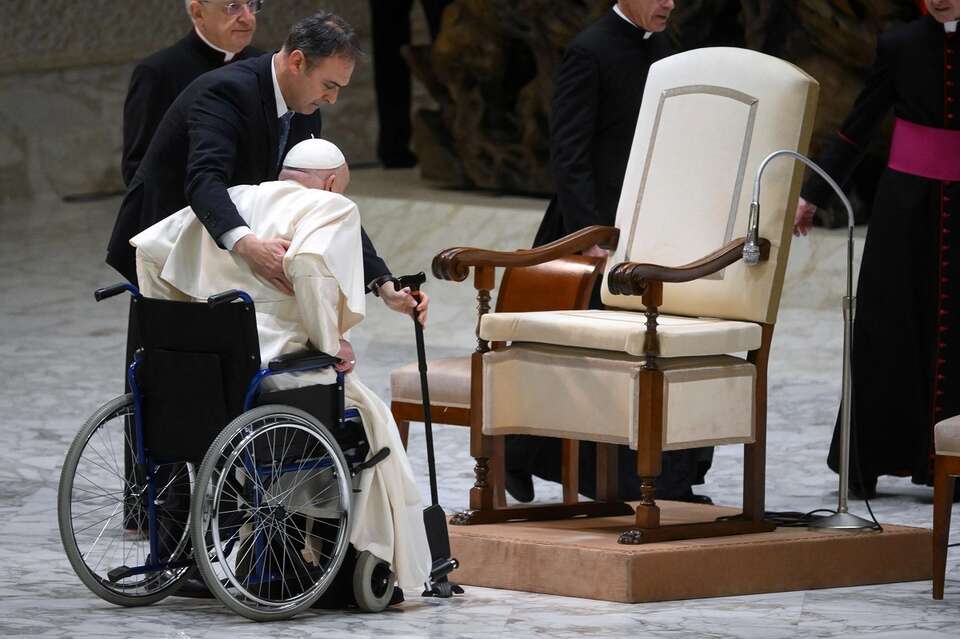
[94,283,141,302]
[207,289,253,307]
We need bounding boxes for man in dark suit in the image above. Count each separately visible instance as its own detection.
[507,0,713,504]
[108,11,422,312]
[122,0,263,186]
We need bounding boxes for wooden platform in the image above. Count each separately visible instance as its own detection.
[448,501,932,603]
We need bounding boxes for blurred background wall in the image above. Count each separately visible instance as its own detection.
[0,0,924,221]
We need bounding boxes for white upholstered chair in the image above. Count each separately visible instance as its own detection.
[432,47,819,543]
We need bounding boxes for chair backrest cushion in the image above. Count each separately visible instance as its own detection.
[496,255,604,313]
[600,47,819,324]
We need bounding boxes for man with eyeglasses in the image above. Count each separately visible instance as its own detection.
[122,0,264,185]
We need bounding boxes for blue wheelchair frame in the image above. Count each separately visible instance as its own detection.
[103,283,360,584]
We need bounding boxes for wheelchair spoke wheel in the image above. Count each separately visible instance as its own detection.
[192,405,352,622]
[58,395,194,606]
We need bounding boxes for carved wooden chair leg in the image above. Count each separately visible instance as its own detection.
[492,435,507,508]
[933,455,958,600]
[743,325,773,521]
[595,442,619,502]
[561,439,580,505]
[396,419,410,450]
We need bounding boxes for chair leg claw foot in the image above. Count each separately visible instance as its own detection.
[618,529,644,544]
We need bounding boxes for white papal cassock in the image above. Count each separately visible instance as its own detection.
[130,179,432,589]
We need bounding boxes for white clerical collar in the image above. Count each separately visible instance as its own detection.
[270,54,291,119]
[613,4,653,39]
[194,27,235,62]
[946,21,958,33]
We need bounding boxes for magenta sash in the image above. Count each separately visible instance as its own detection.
[888,118,960,181]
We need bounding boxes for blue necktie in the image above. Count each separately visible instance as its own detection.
[277,111,293,168]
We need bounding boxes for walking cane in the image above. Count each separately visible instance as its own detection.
[392,272,463,598]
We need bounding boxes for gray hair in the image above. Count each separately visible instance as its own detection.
[282,12,365,64]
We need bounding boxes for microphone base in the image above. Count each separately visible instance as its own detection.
[808,511,877,531]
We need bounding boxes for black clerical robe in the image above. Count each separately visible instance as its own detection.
[122,30,260,186]
[533,9,670,246]
[802,16,960,485]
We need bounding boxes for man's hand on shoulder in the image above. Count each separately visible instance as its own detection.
[233,235,294,295]
[378,280,429,327]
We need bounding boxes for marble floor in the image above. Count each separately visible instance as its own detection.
[1,169,959,637]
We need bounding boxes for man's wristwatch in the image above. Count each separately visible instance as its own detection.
[369,274,393,297]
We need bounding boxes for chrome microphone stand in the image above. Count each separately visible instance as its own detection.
[745,149,875,531]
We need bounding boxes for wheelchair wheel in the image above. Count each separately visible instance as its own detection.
[58,394,194,606]
[352,550,396,612]
[191,405,353,622]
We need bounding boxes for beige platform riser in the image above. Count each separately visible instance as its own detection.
[448,505,931,603]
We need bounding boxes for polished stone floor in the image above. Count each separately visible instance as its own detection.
[1,169,959,637]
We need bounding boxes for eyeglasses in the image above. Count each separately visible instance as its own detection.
[199,0,264,16]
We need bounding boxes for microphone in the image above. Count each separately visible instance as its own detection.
[747,149,874,531]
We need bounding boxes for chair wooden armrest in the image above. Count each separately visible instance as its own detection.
[432,225,619,282]
[608,236,771,297]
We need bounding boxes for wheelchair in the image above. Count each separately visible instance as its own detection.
[58,284,400,621]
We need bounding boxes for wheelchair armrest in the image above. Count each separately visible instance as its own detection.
[208,289,253,307]
[268,350,340,373]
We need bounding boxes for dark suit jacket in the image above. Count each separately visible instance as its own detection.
[533,10,671,246]
[107,53,390,286]
[122,30,261,186]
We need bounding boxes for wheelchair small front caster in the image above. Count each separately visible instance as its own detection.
[422,578,464,598]
[353,550,396,612]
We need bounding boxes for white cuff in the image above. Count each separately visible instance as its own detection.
[221,226,253,251]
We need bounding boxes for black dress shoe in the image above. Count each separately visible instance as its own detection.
[677,493,713,505]
[505,470,534,503]
[173,577,215,599]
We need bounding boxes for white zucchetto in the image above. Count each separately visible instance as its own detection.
[283,138,346,170]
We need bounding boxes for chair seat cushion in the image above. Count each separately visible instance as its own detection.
[390,356,471,409]
[479,310,762,357]
[482,344,756,449]
[935,415,960,456]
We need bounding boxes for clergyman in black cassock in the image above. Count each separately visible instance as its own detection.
[799,10,960,493]
[121,29,261,187]
[507,2,714,503]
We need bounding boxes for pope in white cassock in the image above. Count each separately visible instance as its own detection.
[129,138,432,590]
